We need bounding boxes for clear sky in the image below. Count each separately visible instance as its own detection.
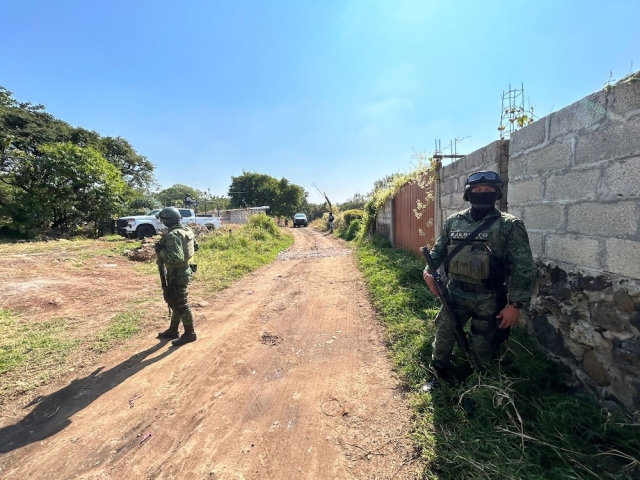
[2,0,638,203]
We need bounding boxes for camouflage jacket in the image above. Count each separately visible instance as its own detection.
[158,224,197,269]
[425,208,536,303]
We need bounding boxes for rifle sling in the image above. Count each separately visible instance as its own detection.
[442,213,500,272]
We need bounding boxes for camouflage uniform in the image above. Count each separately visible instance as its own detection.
[158,224,197,328]
[425,207,536,369]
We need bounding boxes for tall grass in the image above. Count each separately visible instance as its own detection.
[192,214,293,292]
[355,235,640,480]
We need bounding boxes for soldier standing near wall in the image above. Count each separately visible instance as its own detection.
[422,171,536,389]
[155,207,199,346]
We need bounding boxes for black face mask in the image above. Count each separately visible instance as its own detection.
[468,191,498,210]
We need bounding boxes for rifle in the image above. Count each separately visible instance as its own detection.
[420,246,475,367]
[157,256,172,317]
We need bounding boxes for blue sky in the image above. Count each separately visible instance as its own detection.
[2,0,638,203]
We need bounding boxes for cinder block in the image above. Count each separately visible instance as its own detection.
[609,76,640,117]
[524,139,572,175]
[442,163,453,179]
[549,91,607,140]
[510,117,547,155]
[605,238,640,278]
[451,157,466,175]
[568,201,638,236]
[545,169,600,202]
[546,234,601,269]
[508,177,544,205]
[484,140,504,164]
[575,117,640,165]
[508,153,528,180]
[524,203,565,231]
[528,232,545,259]
[453,174,464,193]
[465,149,485,170]
[507,205,525,221]
[602,156,640,198]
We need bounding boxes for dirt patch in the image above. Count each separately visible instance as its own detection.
[0,229,419,479]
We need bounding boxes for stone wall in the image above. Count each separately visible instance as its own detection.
[508,73,640,411]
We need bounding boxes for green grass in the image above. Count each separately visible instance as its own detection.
[354,235,640,480]
[192,215,293,292]
[92,311,145,353]
[0,309,80,399]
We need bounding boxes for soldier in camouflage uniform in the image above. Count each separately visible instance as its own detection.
[155,207,199,346]
[423,171,535,385]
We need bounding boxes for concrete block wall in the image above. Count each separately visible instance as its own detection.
[509,73,640,412]
[437,139,509,231]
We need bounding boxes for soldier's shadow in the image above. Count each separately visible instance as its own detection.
[0,341,177,454]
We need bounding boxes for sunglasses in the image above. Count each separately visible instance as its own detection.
[467,171,501,183]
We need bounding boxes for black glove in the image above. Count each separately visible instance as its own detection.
[154,242,164,253]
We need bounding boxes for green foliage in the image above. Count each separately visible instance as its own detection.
[338,193,369,211]
[93,311,143,352]
[192,215,293,292]
[128,193,162,214]
[354,238,640,479]
[342,218,362,241]
[1,142,125,237]
[155,184,204,207]
[0,309,79,399]
[227,171,307,217]
[341,208,364,225]
[361,151,438,236]
[0,85,155,237]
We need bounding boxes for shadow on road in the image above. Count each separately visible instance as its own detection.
[0,341,176,454]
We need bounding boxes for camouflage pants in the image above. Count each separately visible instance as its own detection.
[432,285,505,370]
[167,268,193,327]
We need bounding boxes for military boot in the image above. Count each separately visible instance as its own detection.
[171,323,197,346]
[421,364,451,393]
[157,321,180,339]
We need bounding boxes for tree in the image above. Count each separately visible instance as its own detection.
[227,171,307,217]
[155,184,204,207]
[0,143,125,236]
[338,193,369,211]
[0,85,156,220]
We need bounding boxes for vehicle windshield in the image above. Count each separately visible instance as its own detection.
[294,214,306,218]
[147,209,161,216]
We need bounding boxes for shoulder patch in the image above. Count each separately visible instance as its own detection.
[166,237,176,248]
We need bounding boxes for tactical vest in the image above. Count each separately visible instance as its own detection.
[162,226,196,268]
[446,213,506,285]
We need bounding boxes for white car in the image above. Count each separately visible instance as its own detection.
[116,208,222,239]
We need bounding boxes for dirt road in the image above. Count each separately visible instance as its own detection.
[0,228,418,479]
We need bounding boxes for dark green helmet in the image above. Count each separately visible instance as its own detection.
[158,207,182,226]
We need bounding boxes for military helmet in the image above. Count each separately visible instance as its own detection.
[158,206,182,226]
[463,171,504,201]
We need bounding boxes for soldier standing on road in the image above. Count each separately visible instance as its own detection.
[422,171,536,388]
[155,207,199,346]
[328,212,334,233]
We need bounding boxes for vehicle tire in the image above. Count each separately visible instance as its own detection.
[205,224,215,231]
[137,225,155,239]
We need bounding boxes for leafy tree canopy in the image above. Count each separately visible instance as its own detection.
[155,184,205,207]
[338,192,370,211]
[228,171,307,217]
[0,143,125,237]
[0,86,155,192]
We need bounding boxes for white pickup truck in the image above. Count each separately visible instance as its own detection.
[116,208,223,239]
